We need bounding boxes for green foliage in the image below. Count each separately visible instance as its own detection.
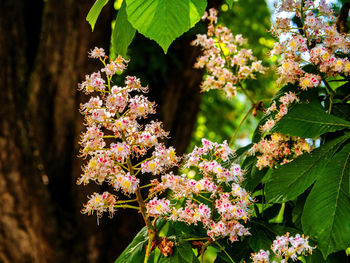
[111,1,136,58]
[225,0,234,9]
[302,141,350,257]
[89,0,206,54]
[125,0,207,53]
[265,133,350,203]
[87,0,110,31]
[272,103,350,138]
[241,155,268,192]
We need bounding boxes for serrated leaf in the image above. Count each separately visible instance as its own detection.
[265,134,350,203]
[302,142,350,258]
[125,0,207,53]
[86,0,110,31]
[114,226,148,263]
[111,1,136,58]
[272,103,350,138]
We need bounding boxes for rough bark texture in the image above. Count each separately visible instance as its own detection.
[0,1,56,262]
[0,0,202,262]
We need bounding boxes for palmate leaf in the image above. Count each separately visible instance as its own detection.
[125,0,207,53]
[265,134,350,203]
[111,1,136,58]
[302,141,350,258]
[272,103,350,138]
[86,0,110,31]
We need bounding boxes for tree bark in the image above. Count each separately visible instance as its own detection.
[0,1,56,262]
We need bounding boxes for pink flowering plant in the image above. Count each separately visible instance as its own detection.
[79,0,350,262]
[78,48,255,262]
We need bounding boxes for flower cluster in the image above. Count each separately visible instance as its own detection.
[271,0,350,89]
[82,192,116,218]
[147,139,253,242]
[251,233,314,262]
[250,133,312,170]
[191,8,266,98]
[260,91,299,133]
[78,47,179,217]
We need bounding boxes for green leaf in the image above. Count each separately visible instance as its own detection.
[225,0,234,8]
[265,134,350,203]
[249,228,272,251]
[114,226,148,263]
[214,238,250,263]
[230,143,252,164]
[305,248,349,263]
[272,103,350,138]
[86,0,110,31]
[242,155,268,192]
[125,0,207,53]
[332,103,350,122]
[111,1,136,58]
[302,142,350,258]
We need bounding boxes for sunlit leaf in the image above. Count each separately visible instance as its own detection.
[111,1,136,58]
[86,0,110,31]
[125,0,207,53]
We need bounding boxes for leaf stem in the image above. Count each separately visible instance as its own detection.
[115,204,140,210]
[229,104,255,146]
[116,199,137,204]
[238,81,256,106]
[322,77,334,114]
[198,194,212,202]
[182,237,209,241]
[215,241,235,263]
[140,183,153,189]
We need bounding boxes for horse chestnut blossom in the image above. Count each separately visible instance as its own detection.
[77,48,180,218]
[251,233,314,262]
[250,133,312,170]
[77,49,254,256]
[271,0,350,89]
[260,91,300,134]
[192,8,266,98]
[147,139,253,242]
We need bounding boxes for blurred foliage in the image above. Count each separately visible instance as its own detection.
[188,0,278,151]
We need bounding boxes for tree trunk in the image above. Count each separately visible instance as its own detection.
[0,1,57,262]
